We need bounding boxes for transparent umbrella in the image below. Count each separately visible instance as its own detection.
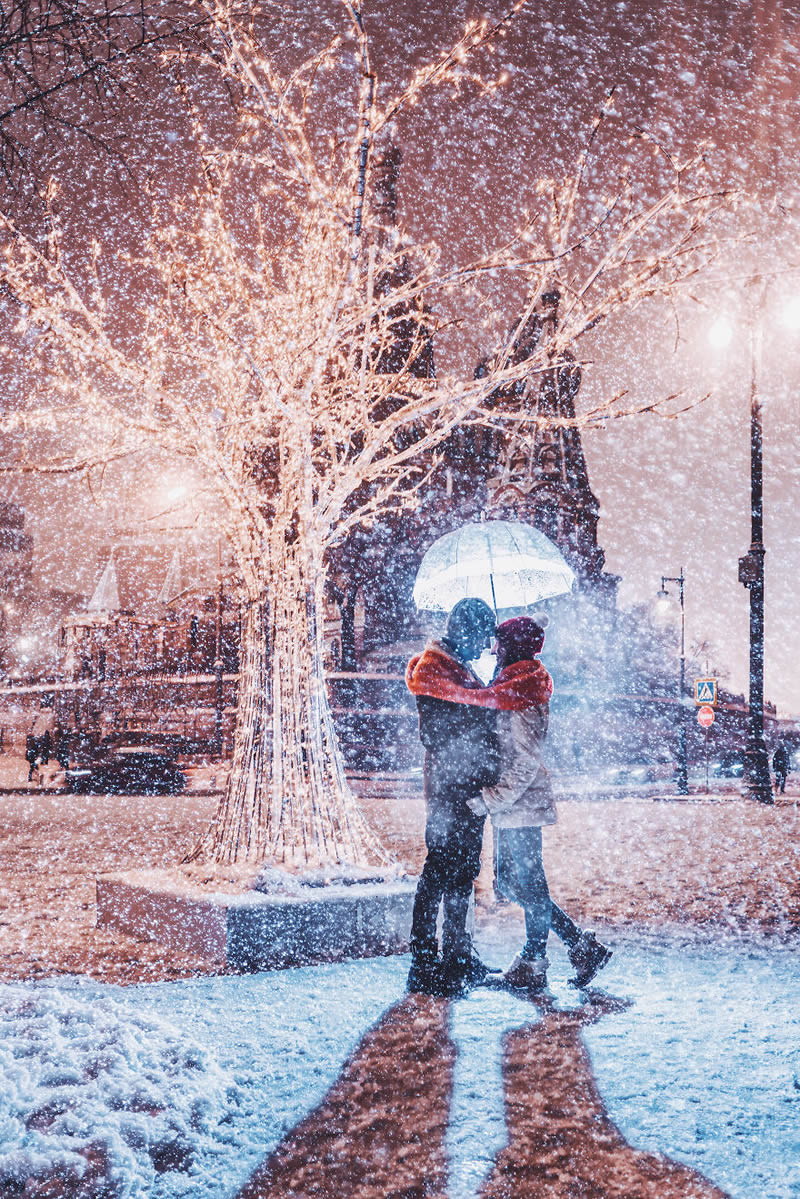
[413,519,575,613]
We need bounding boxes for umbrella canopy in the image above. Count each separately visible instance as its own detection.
[413,520,575,613]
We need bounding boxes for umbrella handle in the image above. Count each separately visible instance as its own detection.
[490,572,498,617]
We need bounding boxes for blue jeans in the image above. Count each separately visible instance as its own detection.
[496,826,581,960]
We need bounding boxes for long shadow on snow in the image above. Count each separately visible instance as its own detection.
[235,985,730,1199]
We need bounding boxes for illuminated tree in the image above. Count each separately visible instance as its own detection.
[0,1,731,866]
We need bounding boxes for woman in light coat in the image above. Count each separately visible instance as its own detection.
[469,616,612,992]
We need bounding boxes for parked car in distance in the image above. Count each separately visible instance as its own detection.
[604,755,675,786]
[710,751,745,778]
[65,747,187,795]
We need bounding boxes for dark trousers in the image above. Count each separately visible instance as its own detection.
[410,786,485,959]
[496,825,581,960]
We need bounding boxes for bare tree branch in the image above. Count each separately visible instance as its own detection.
[0,0,210,196]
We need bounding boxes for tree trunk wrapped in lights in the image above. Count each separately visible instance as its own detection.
[0,1,733,866]
[210,546,382,866]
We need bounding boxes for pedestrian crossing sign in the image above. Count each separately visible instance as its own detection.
[694,678,717,705]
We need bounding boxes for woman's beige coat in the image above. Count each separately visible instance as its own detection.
[469,704,556,828]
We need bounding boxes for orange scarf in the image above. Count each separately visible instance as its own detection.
[406,643,552,711]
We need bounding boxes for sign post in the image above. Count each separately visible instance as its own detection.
[697,705,715,729]
[694,680,718,794]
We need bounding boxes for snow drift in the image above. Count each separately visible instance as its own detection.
[0,979,239,1197]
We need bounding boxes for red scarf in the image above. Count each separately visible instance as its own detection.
[406,643,553,711]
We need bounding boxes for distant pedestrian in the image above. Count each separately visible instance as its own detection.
[54,726,70,771]
[773,741,790,795]
[25,734,38,783]
[469,617,612,993]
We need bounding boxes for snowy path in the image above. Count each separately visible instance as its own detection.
[1,934,798,1198]
[577,934,800,1199]
[444,932,799,1198]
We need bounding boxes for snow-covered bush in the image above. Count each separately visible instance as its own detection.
[0,981,239,1198]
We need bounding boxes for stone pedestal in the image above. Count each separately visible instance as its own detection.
[95,869,417,970]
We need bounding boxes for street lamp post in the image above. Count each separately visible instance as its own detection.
[708,269,800,803]
[738,301,774,804]
[657,568,689,796]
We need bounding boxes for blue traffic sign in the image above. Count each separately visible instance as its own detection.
[694,678,718,705]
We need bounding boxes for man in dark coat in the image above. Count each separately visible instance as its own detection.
[25,734,38,782]
[405,597,501,997]
[773,741,790,794]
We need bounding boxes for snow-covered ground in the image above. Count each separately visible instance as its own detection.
[1,931,797,1199]
[0,979,239,1196]
[579,934,800,1199]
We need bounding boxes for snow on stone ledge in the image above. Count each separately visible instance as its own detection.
[0,979,239,1197]
[252,862,409,895]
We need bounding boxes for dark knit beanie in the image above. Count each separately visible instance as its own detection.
[495,615,548,666]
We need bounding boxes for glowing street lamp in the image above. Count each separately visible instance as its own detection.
[656,570,688,796]
[779,295,800,331]
[708,316,734,350]
[706,280,800,804]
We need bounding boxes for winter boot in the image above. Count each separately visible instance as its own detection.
[502,953,549,994]
[441,934,501,997]
[567,931,613,989]
[464,947,502,986]
[406,939,444,996]
[438,952,472,999]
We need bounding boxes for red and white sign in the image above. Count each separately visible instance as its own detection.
[697,705,715,728]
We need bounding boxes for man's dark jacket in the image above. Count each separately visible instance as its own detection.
[406,641,500,802]
[773,745,790,773]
